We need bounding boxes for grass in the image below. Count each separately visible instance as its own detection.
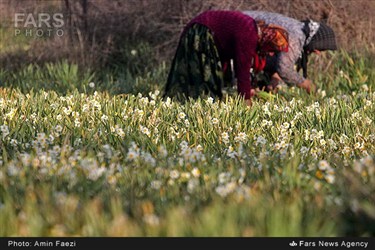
[0,50,374,237]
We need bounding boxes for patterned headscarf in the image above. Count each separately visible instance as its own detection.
[257,22,289,53]
[254,21,289,73]
[305,21,337,51]
[297,20,337,78]
[304,20,320,46]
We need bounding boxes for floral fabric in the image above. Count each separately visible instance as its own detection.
[164,24,224,101]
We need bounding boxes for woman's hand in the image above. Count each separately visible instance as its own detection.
[245,99,252,107]
[265,73,283,94]
[298,79,316,94]
[245,89,257,107]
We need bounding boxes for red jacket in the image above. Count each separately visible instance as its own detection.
[185,10,259,99]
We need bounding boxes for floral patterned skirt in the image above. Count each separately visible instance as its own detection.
[163,24,225,101]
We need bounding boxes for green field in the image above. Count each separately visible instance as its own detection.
[0,49,374,237]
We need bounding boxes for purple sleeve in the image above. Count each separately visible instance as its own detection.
[234,23,258,99]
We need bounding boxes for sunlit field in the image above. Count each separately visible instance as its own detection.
[0,50,374,237]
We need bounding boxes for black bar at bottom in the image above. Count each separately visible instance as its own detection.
[0,237,373,250]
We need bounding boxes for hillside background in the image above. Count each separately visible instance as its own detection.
[1,0,374,72]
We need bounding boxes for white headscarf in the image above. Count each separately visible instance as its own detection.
[305,20,320,46]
